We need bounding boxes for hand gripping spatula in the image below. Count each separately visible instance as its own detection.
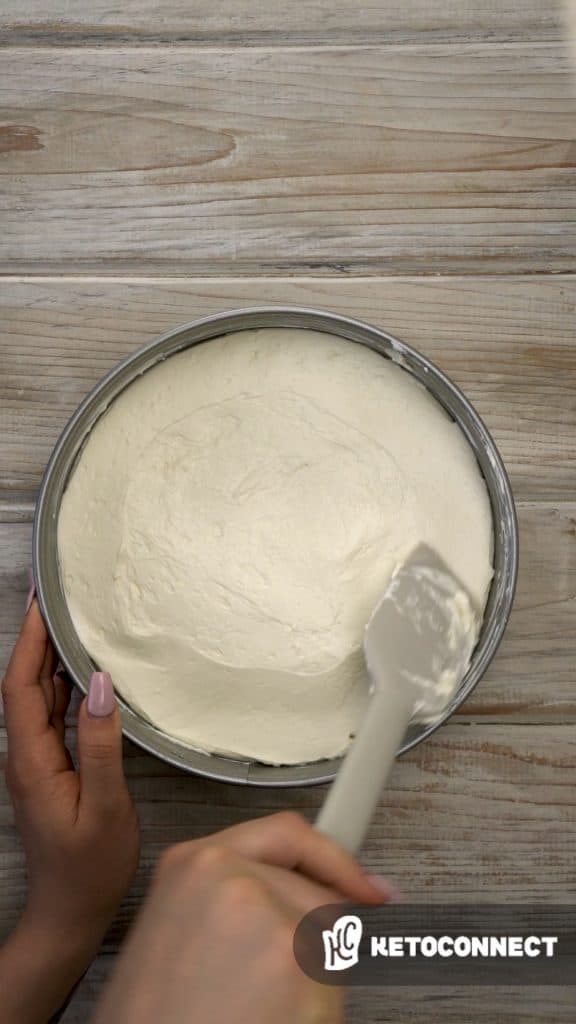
[315,544,480,856]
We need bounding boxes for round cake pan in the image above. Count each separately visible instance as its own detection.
[34,306,518,787]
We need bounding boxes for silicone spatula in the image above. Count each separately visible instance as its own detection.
[315,544,479,856]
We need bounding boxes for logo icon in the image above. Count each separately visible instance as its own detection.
[322,914,363,971]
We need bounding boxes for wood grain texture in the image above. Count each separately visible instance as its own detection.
[58,957,576,1024]
[0,6,574,1019]
[0,0,565,47]
[1,499,575,727]
[2,721,575,941]
[1,276,574,501]
[1,46,575,275]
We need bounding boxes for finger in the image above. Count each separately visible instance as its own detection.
[2,605,73,784]
[39,639,59,718]
[51,670,73,743]
[77,673,128,813]
[52,671,75,768]
[24,567,35,613]
[192,812,388,904]
[51,669,75,770]
[2,602,53,747]
[250,862,346,919]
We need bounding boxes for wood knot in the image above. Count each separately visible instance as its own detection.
[0,125,44,155]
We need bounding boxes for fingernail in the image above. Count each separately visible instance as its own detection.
[87,671,115,718]
[25,567,35,613]
[366,875,403,902]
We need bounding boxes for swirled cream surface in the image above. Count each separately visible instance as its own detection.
[58,328,493,764]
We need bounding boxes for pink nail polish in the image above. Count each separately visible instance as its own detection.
[87,671,115,718]
[366,875,403,902]
[25,567,35,613]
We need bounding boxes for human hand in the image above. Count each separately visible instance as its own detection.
[0,596,140,1022]
[92,812,393,1024]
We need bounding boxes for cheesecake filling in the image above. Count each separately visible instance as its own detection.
[57,328,493,764]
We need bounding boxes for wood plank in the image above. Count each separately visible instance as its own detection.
[0,46,575,275]
[2,722,575,947]
[57,955,576,1023]
[4,716,576,1022]
[0,0,564,47]
[1,276,574,500]
[0,501,35,523]
[1,501,575,723]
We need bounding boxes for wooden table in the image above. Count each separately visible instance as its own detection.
[1,3,575,1020]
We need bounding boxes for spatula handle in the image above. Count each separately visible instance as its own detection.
[315,684,414,856]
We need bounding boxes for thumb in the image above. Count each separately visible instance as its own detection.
[77,671,127,809]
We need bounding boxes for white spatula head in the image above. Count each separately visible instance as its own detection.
[364,543,480,723]
[316,544,481,855]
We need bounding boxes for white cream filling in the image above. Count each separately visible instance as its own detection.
[57,328,493,764]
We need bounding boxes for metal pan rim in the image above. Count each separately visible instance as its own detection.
[33,305,519,787]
